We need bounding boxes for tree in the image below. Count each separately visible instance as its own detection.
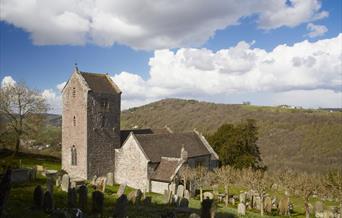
[207,119,265,169]
[324,169,342,216]
[214,165,235,207]
[178,164,196,193]
[0,82,48,154]
[193,166,212,202]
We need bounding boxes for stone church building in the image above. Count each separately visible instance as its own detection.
[62,68,219,193]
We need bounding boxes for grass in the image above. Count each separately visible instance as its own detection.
[1,152,339,218]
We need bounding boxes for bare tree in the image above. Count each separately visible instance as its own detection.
[193,166,212,202]
[0,83,48,154]
[179,164,196,192]
[214,165,235,207]
[324,169,342,216]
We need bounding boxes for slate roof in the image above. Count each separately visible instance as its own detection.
[79,72,121,94]
[134,132,211,163]
[150,157,184,182]
[120,128,171,145]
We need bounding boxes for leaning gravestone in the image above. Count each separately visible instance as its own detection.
[184,190,190,200]
[92,190,104,215]
[264,196,272,213]
[43,191,53,213]
[96,177,107,192]
[78,185,88,211]
[67,188,77,208]
[106,172,114,186]
[61,174,70,192]
[203,192,214,200]
[113,194,128,218]
[176,184,184,198]
[238,202,246,216]
[33,185,44,208]
[117,183,126,198]
[201,199,216,218]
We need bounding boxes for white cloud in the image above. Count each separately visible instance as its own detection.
[0,0,328,49]
[306,23,328,38]
[1,76,16,87]
[111,34,342,109]
[56,81,66,92]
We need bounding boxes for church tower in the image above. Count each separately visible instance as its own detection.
[61,67,121,179]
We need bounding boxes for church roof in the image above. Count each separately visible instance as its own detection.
[150,157,184,182]
[79,72,121,94]
[120,128,172,145]
[134,132,212,163]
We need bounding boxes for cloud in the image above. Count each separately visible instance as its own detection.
[111,34,342,109]
[0,0,328,49]
[1,76,16,87]
[56,81,66,92]
[306,23,328,38]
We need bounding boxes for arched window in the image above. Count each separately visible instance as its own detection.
[72,87,76,98]
[71,145,77,166]
[73,116,76,127]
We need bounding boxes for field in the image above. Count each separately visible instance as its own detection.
[1,152,338,218]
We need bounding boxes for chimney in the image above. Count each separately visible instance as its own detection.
[180,145,188,160]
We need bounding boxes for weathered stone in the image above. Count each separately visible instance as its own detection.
[278,197,289,215]
[203,192,214,200]
[106,172,114,186]
[61,174,70,192]
[176,184,184,198]
[201,198,216,218]
[113,194,128,218]
[95,176,107,192]
[43,191,53,213]
[189,213,201,218]
[67,188,77,208]
[127,189,143,205]
[264,196,272,213]
[92,190,104,215]
[255,196,261,210]
[78,185,88,211]
[179,198,189,208]
[229,197,236,205]
[117,183,126,198]
[238,203,246,216]
[239,192,246,203]
[169,183,176,194]
[315,201,324,213]
[36,165,44,172]
[184,189,190,200]
[33,185,44,208]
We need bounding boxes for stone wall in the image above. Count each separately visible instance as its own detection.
[62,72,88,179]
[87,91,121,178]
[151,180,169,194]
[114,135,149,191]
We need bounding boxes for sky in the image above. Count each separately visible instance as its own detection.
[0,0,341,114]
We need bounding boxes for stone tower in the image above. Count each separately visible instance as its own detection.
[61,68,121,179]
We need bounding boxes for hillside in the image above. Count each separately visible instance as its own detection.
[121,99,342,172]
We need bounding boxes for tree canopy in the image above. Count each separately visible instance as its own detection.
[207,119,265,170]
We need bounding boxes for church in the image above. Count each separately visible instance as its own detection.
[61,68,219,193]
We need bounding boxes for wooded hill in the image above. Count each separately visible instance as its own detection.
[121,99,342,173]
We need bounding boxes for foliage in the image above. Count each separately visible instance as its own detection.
[207,119,265,169]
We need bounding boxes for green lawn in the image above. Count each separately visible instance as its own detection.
[1,152,338,218]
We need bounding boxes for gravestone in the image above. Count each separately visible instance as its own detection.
[117,183,126,198]
[264,196,272,213]
[67,188,77,208]
[106,172,114,186]
[278,197,289,215]
[113,194,128,218]
[128,189,143,205]
[78,185,88,211]
[184,190,190,200]
[91,175,97,186]
[33,185,44,208]
[201,199,216,218]
[43,191,53,213]
[229,197,236,205]
[169,183,176,194]
[238,202,246,216]
[203,192,214,200]
[95,177,107,192]
[36,165,44,173]
[212,184,219,196]
[92,190,104,215]
[61,174,70,192]
[240,192,246,203]
[189,213,201,218]
[179,198,189,208]
[255,196,261,210]
[176,184,184,198]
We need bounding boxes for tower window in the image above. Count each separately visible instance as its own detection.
[72,87,76,98]
[101,115,106,128]
[73,116,76,126]
[71,145,77,166]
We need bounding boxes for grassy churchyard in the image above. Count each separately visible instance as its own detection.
[0,152,339,218]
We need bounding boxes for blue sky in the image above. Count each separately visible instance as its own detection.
[0,0,341,113]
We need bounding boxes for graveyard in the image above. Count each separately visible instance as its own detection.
[1,151,340,218]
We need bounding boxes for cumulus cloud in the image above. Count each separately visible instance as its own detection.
[111,34,342,109]
[306,23,328,38]
[1,76,16,87]
[0,0,328,49]
[56,81,67,92]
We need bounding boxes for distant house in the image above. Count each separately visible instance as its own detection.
[61,67,219,193]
